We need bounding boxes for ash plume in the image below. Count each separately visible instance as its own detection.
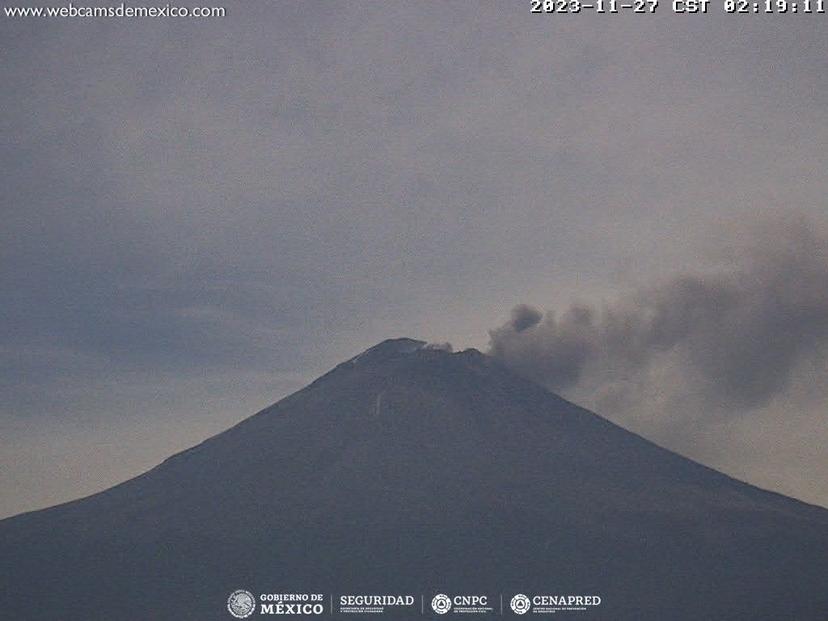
[489,217,828,412]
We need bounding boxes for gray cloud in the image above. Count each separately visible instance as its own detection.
[490,217,828,411]
[3,2,828,516]
[507,304,543,334]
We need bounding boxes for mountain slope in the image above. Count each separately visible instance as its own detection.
[1,338,827,620]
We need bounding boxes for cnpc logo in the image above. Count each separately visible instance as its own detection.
[432,593,490,614]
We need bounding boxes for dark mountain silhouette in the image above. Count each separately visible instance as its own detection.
[1,338,827,620]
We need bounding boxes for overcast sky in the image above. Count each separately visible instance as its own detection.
[2,1,827,518]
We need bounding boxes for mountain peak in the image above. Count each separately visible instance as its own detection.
[2,337,828,620]
[347,337,427,365]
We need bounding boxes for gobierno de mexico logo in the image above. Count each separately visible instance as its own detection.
[227,589,256,618]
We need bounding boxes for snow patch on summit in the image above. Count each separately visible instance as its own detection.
[348,338,427,365]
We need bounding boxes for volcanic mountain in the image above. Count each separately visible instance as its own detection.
[1,339,827,620]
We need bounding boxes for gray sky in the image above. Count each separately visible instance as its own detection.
[2,1,827,518]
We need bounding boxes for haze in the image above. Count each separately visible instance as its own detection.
[1,2,827,518]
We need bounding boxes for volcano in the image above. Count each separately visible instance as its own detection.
[1,338,827,620]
